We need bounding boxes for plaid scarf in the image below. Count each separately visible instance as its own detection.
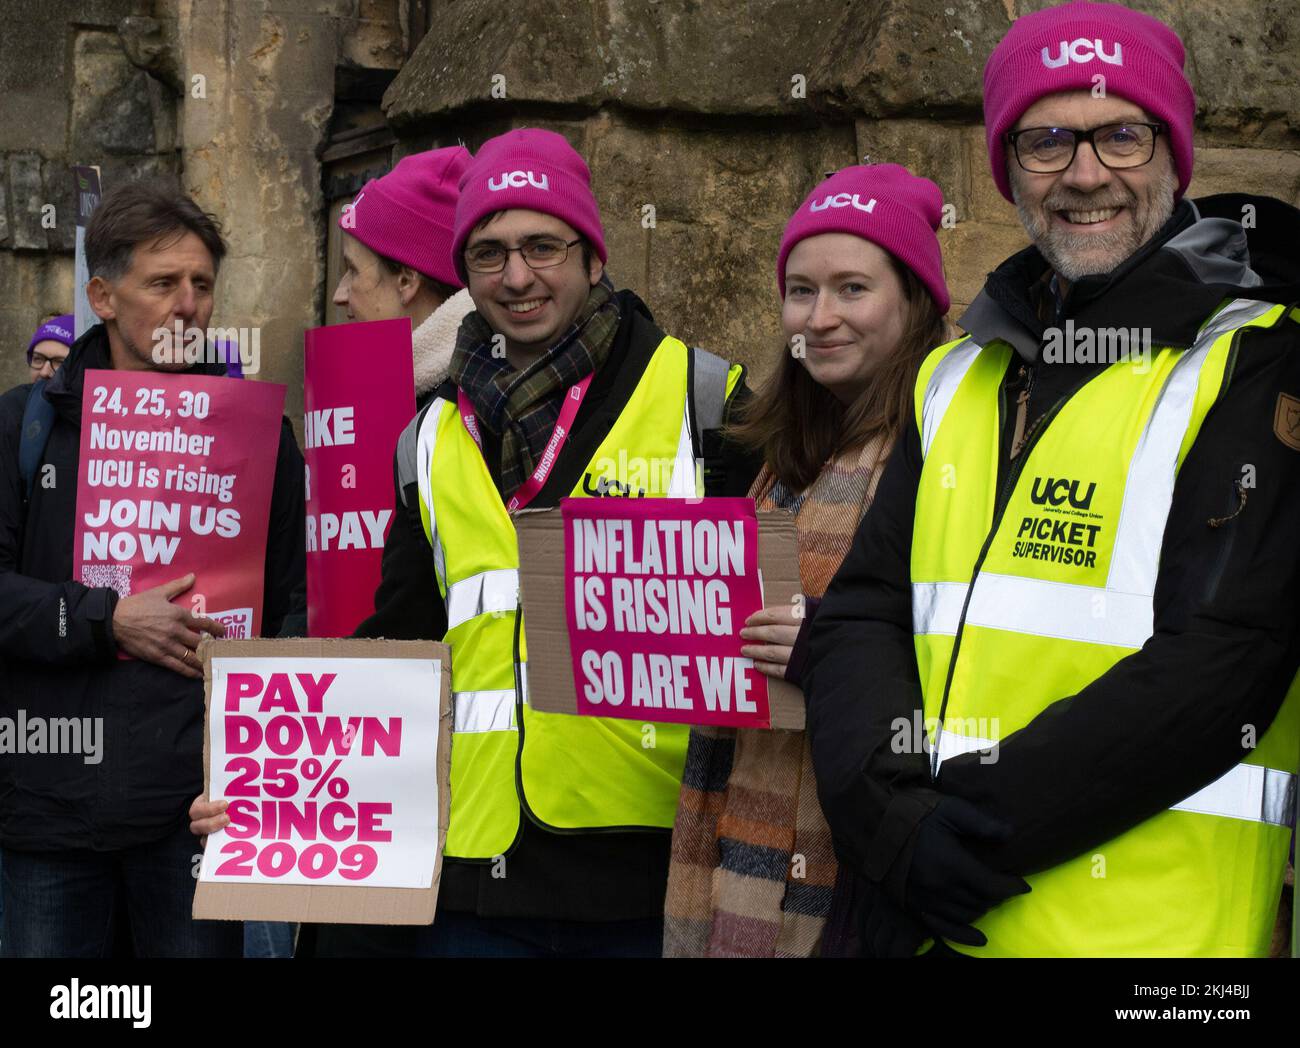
[663,435,890,957]
[449,284,620,500]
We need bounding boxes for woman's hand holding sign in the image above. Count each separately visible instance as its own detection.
[112,572,226,679]
[740,602,802,679]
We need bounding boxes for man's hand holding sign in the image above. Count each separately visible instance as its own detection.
[114,572,226,680]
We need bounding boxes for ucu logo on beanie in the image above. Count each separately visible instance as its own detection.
[487,170,550,192]
[809,193,877,214]
[1040,38,1123,68]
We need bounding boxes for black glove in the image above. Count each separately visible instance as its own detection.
[903,796,1031,947]
[856,876,929,958]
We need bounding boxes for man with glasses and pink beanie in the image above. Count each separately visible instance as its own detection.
[319,127,760,957]
[805,0,1300,956]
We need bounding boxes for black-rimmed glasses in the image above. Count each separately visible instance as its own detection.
[1007,122,1165,174]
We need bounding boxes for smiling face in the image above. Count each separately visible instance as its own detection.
[464,209,603,367]
[781,233,908,404]
[1009,90,1178,282]
[87,230,216,372]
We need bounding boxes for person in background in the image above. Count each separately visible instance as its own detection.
[26,314,75,381]
[331,146,477,411]
[663,165,952,957]
[265,146,474,644]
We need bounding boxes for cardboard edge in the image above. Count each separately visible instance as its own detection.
[193,637,453,925]
[516,506,807,731]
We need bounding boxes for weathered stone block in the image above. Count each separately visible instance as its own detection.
[855,118,970,221]
[937,220,1030,317]
[71,29,159,156]
[816,0,1009,117]
[384,0,1007,127]
[41,158,77,253]
[1187,148,1300,207]
[1179,0,1300,148]
[6,153,48,250]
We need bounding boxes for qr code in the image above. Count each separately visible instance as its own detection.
[81,564,132,598]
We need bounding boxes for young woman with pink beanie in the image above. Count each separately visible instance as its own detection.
[663,163,953,958]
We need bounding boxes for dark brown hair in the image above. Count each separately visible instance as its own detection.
[85,178,227,282]
[729,254,950,493]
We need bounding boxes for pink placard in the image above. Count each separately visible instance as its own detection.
[304,318,415,637]
[74,370,285,638]
[562,497,770,728]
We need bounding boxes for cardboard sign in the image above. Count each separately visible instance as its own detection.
[72,165,101,338]
[73,371,284,636]
[562,497,770,727]
[303,318,416,637]
[521,503,807,730]
[194,638,450,925]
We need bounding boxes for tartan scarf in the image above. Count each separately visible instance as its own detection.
[449,283,620,500]
[663,434,891,958]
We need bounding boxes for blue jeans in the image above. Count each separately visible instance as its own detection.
[244,921,296,958]
[314,911,664,958]
[0,823,242,958]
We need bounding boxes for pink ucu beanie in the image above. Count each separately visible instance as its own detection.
[776,164,950,314]
[451,128,607,281]
[983,0,1195,203]
[339,145,471,289]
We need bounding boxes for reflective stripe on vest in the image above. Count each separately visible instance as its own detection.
[911,297,1300,956]
[446,568,519,631]
[417,336,739,859]
[934,731,1297,828]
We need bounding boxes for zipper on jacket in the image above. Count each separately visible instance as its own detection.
[1008,364,1036,460]
[929,383,1074,778]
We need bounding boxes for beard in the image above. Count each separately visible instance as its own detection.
[1012,163,1179,282]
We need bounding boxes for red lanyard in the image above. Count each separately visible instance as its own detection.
[457,373,594,513]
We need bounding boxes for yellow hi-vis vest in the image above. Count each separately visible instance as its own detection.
[912,297,1300,957]
[415,335,743,860]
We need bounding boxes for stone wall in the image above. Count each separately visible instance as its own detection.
[385,0,1300,379]
[0,0,165,394]
[2,0,1297,402]
[0,0,412,417]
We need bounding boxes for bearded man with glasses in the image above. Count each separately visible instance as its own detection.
[804,0,1300,957]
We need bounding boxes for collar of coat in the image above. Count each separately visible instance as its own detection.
[959,193,1300,364]
[412,287,475,399]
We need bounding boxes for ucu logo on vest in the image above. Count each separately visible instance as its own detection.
[1041,38,1123,68]
[487,170,550,191]
[1030,476,1097,510]
[582,473,646,498]
[809,193,877,214]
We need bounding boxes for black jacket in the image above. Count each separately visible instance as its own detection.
[0,324,305,851]
[356,289,762,920]
[805,195,1300,898]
